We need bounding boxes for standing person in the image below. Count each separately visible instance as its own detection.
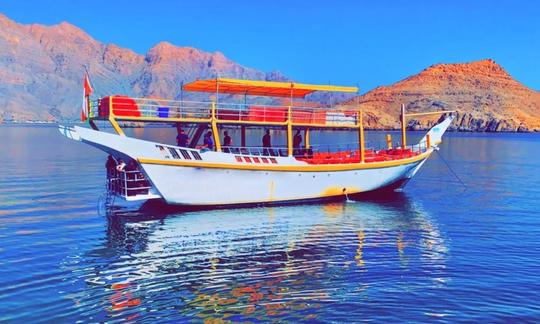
[203,131,214,151]
[105,155,116,191]
[106,155,116,177]
[223,131,232,153]
[262,129,272,156]
[293,130,302,156]
[176,128,189,147]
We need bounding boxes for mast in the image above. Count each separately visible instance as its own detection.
[401,103,407,149]
[211,77,222,151]
[287,83,294,156]
[357,96,365,163]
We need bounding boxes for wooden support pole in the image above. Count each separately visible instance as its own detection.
[386,134,392,149]
[211,101,221,152]
[287,106,293,156]
[109,117,125,136]
[359,109,365,163]
[108,95,114,118]
[108,96,125,136]
[241,125,246,147]
[304,128,310,149]
[401,104,407,149]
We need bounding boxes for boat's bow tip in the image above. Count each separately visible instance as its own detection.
[419,114,455,148]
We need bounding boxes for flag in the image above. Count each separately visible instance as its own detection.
[84,73,93,97]
[81,72,93,122]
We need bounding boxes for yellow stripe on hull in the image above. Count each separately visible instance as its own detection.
[138,151,431,173]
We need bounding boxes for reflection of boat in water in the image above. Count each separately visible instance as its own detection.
[74,196,448,318]
[60,77,454,207]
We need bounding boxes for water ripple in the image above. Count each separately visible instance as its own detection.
[1,127,540,321]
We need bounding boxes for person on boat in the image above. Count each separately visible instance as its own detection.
[262,129,272,156]
[106,155,116,176]
[176,128,189,147]
[293,130,303,156]
[203,131,214,151]
[105,155,116,191]
[223,131,232,153]
[114,158,126,194]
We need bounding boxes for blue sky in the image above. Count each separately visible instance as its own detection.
[1,0,539,92]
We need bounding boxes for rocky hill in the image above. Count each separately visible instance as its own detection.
[0,13,539,131]
[0,13,283,122]
[356,59,540,131]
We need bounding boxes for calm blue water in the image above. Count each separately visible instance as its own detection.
[1,125,540,322]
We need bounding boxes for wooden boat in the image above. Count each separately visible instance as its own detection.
[59,78,454,207]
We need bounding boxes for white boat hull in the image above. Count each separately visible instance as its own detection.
[59,115,453,207]
[140,158,426,206]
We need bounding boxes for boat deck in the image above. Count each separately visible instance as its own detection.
[296,148,420,164]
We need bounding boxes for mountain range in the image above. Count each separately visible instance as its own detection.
[1,13,539,131]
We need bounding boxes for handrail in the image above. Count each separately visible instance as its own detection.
[222,145,290,157]
[107,166,151,197]
[222,140,428,161]
[90,96,360,127]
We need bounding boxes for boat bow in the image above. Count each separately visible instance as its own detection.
[419,114,455,148]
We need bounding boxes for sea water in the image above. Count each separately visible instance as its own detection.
[1,125,539,322]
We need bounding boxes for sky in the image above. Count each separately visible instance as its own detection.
[1,0,539,92]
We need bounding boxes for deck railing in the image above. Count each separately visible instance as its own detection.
[90,97,359,127]
[221,145,290,157]
[107,169,151,198]
[223,140,429,164]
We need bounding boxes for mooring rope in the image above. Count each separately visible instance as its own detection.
[434,149,468,190]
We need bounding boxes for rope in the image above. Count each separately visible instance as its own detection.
[434,149,467,190]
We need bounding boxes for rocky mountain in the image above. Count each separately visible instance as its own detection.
[356,59,540,132]
[1,13,539,131]
[0,13,284,122]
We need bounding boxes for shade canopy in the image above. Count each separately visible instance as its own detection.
[183,78,358,98]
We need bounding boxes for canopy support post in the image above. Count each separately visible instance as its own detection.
[211,100,221,152]
[386,134,392,149]
[108,96,125,136]
[215,77,219,106]
[287,84,294,156]
[401,104,407,149]
[304,128,310,149]
[359,109,365,163]
[109,117,125,136]
[241,126,246,147]
[287,106,293,156]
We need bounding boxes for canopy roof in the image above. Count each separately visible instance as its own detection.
[183,78,358,98]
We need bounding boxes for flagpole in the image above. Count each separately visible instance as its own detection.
[82,65,96,94]
[81,65,94,123]
[84,65,95,122]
